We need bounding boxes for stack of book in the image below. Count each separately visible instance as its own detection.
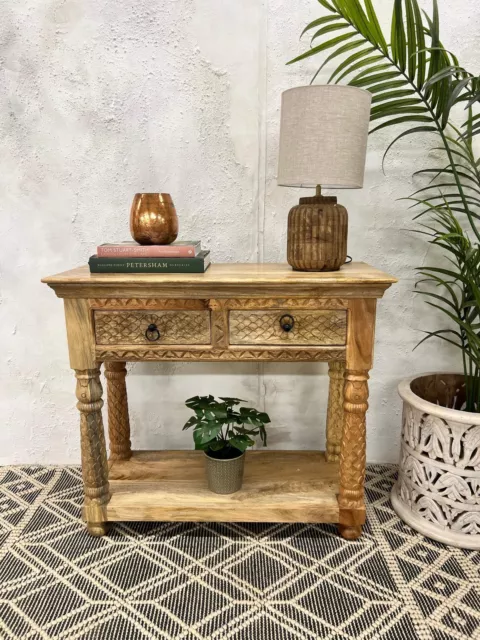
[88,241,210,273]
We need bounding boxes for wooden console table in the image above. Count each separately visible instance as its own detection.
[42,263,396,539]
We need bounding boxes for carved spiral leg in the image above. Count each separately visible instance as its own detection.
[338,369,369,541]
[326,361,345,462]
[104,362,132,461]
[75,368,110,536]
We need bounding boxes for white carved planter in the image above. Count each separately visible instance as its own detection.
[391,373,480,549]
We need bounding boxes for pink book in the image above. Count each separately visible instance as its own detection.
[97,241,201,258]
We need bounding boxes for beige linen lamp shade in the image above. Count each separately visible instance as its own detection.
[278,85,372,189]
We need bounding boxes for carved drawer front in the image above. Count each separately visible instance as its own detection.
[229,310,347,346]
[94,310,211,345]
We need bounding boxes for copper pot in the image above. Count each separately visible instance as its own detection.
[130,193,179,245]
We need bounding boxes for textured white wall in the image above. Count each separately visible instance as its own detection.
[0,0,478,464]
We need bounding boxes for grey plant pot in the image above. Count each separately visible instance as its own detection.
[204,450,245,494]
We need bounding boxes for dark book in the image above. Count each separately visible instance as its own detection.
[88,251,211,273]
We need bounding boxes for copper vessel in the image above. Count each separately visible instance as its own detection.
[130,193,179,245]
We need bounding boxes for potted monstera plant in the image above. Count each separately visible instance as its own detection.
[183,395,270,494]
[291,0,480,548]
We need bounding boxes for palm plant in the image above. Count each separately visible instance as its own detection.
[289,0,480,412]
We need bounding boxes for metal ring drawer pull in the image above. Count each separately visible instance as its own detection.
[279,314,295,333]
[145,323,161,342]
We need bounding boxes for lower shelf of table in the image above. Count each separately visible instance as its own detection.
[106,450,341,523]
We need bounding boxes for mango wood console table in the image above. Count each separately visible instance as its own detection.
[42,263,396,539]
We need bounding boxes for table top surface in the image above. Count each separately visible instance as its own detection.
[42,262,397,287]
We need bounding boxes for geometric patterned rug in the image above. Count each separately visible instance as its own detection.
[0,464,478,640]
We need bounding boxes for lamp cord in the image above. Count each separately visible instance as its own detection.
[345,255,352,264]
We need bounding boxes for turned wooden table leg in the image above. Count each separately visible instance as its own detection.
[338,369,369,540]
[105,362,132,461]
[326,361,345,462]
[338,299,376,540]
[75,368,110,536]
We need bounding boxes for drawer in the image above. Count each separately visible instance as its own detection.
[229,310,346,346]
[94,310,211,345]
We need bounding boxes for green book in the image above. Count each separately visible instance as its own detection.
[89,251,211,273]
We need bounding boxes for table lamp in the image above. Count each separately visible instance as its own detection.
[278,85,372,271]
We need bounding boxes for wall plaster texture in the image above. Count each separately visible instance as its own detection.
[0,0,478,464]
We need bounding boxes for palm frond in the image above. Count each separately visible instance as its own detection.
[290,0,480,411]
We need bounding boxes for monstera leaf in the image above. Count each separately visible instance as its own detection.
[183,396,270,455]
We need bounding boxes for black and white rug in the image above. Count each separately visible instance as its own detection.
[0,463,478,639]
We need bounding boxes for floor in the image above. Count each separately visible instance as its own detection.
[0,463,478,640]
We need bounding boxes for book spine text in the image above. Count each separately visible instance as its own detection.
[97,246,197,258]
[89,258,208,273]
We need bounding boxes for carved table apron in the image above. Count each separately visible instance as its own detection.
[42,263,396,539]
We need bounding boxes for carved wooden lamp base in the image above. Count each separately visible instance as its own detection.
[287,187,348,272]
